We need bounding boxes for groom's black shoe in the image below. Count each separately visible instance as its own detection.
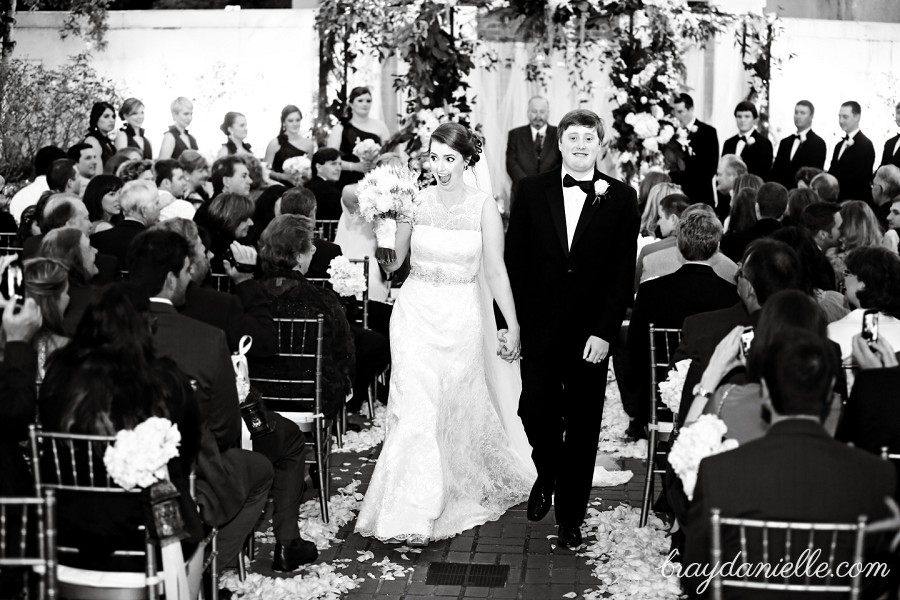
[557,524,583,549]
[527,479,553,521]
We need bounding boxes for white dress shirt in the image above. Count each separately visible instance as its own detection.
[9,176,49,224]
[560,167,589,249]
[837,128,860,161]
[789,127,811,161]
[530,125,548,144]
[892,135,900,158]
[827,308,900,360]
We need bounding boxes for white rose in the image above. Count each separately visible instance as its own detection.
[642,138,659,153]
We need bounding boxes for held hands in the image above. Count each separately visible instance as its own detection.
[852,334,898,369]
[2,297,42,343]
[375,247,397,266]
[700,326,745,391]
[496,328,521,363]
[583,336,609,364]
[223,242,258,284]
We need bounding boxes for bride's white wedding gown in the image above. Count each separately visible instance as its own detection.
[355,186,535,542]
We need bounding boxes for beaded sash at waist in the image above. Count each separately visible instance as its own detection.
[409,265,476,285]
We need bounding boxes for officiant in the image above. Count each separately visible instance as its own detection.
[506,96,562,208]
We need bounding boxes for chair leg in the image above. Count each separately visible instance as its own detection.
[237,548,246,582]
[211,530,218,600]
[315,419,330,524]
[640,425,659,528]
[368,379,377,419]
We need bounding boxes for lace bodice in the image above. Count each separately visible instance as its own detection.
[409,187,487,285]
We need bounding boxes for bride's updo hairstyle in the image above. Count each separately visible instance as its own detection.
[429,123,483,167]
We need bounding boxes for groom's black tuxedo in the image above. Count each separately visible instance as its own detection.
[506,168,639,527]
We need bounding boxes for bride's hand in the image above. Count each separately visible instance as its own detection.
[497,328,521,362]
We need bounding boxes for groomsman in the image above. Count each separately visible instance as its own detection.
[721,101,773,181]
[771,100,827,189]
[506,96,562,206]
[670,93,719,208]
[880,101,900,169]
[829,101,876,203]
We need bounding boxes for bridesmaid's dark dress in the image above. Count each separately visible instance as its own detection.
[166,125,199,160]
[122,124,153,159]
[272,134,307,173]
[338,121,381,186]
[225,139,252,155]
[84,129,116,167]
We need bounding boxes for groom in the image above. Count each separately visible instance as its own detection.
[505,109,639,549]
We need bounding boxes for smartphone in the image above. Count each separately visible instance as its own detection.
[739,326,755,357]
[2,261,24,305]
[223,247,255,273]
[862,309,880,345]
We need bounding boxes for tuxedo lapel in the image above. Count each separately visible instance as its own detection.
[545,175,568,257]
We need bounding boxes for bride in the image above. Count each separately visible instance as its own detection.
[355,123,535,545]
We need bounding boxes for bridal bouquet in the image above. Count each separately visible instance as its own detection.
[658,359,691,415]
[328,255,367,299]
[668,415,739,500]
[357,164,420,260]
[103,417,181,491]
[282,156,312,183]
[353,138,382,163]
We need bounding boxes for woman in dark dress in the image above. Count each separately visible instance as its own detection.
[326,86,390,186]
[194,192,255,274]
[159,96,199,160]
[265,104,316,180]
[115,98,153,159]
[217,111,253,158]
[84,101,117,170]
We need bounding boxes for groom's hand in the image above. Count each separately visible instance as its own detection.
[583,336,609,364]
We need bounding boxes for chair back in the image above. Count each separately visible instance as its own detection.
[208,273,233,294]
[648,324,683,433]
[0,491,58,600]
[0,233,22,256]
[880,447,900,463]
[709,509,868,599]
[249,316,323,415]
[316,220,340,243]
[306,256,370,328]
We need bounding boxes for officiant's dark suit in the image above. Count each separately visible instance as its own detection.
[770,130,826,189]
[506,125,562,191]
[829,130,876,202]
[506,111,639,536]
[722,129,772,181]
[881,134,900,169]
[671,120,719,208]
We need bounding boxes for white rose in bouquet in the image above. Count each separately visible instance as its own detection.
[103,417,181,491]
[327,255,367,299]
[281,156,312,183]
[625,112,661,140]
[357,165,420,251]
[353,138,382,163]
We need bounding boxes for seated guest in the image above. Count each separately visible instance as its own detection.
[245,183,288,247]
[641,204,738,286]
[279,186,341,279]
[155,158,196,221]
[154,217,276,358]
[672,239,805,426]
[623,211,738,436]
[82,174,123,234]
[20,258,71,381]
[115,158,154,183]
[834,200,885,291]
[720,182,787,262]
[800,202,842,257]
[781,186,819,227]
[306,148,344,220]
[255,215,355,419]
[22,193,92,257]
[714,154,747,222]
[47,158,81,196]
[722,187,757,234]
[127,230,317,571]
[640,182,682,238]
[10,146,66,224]
[209,155,251,198]
[809,171,840,203]
[681,330,895,599]
[828,246,900,362]
[793,165,823,189]
[872,164,900,231]
[180,150,212,207]
[38,284,204,586]
[90,179,160,265]
[769,227,848,321]
[104,147,142,177]
[194,192,255,274]
[66,142,98,192]
[637,171,671,218]
[38,227,100,336]
[16,206,39,247]
[634,193,690,289]
[883,195,900,254]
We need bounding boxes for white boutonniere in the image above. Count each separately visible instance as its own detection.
[745,135,755,146]
[844,137,855,148]
[689,124,698,134]
[593,180,610,205]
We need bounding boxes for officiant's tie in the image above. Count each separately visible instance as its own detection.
[534,132,544,162]
[563,174,594,195]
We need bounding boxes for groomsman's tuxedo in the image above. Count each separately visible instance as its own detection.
[671,120,718,208]
[829,130,876,202]
[881,133,900,169]
[770,129,827,189]
[506,125,562,195]
[722,129,773,181]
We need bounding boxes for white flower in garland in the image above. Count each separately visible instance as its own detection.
[327,256,367,299]
[625,112,661,140]
[103,417,181,491]
[668,415,739,501]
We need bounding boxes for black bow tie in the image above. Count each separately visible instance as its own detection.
[563,174,594,195]
[739,135,749,143]
[843,135,850,142]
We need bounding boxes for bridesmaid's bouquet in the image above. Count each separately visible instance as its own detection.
[353,138,382,163]
[357,164,420,262]
[282,156,312,184]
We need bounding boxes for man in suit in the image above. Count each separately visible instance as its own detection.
[771,100,827,190]
[91,179,161,266]
[506,109,639,549]
[881,101,900,169]
[871,164,900,231]
[720,182,787,262]
[714,155,747,222]
[721,101,773,182]
[306,148,344,220]
[506,96,563,206]
[809,172,840,202]
[128,230,318,572]
[670,93,719,209]
[681,331,895,599]
[623,211,738,435]
[210,155,252,198]
[9,145,66,224]
[829,100,876,203]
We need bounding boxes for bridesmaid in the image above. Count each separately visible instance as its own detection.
[217,111,253,158]
[83,101,117,170]
[115,98,153,159]
[264,104,316,183]
[158,97,199,160]
[326,86,390,185]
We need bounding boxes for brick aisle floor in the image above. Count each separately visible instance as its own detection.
[245,415,652,600]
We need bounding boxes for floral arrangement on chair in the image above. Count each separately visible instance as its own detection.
[282,156,312,185]
[103,417,181,491]
[327,256,367,300]
[356,164,420,263]
[657,358,690,415]
[668,414,739,500]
